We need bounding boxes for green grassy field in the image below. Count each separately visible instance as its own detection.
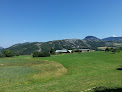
[0,51,122,92]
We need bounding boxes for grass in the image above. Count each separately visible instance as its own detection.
[0,51,122,92]
[0,58,66,92]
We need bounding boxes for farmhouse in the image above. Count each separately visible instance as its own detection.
[55,49,73,53]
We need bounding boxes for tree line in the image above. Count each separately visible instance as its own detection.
[105,47,120,54]
[0,50,20,58]
[0,48,56,58]
[0,47,120,58]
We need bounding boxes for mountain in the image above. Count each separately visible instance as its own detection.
[84,36,101,41]
[102,37,122,42]
[0,46,4,49]
[6,37,114,55]
[7,42,39,55]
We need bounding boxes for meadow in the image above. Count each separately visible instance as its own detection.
[0,51,122,92]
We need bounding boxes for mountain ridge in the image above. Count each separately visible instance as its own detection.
[5,36,115,55]
[0,46,4,49]
[102,37,122,42]
[84,36,101,41]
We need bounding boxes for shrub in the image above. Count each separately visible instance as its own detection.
[0,53,5,58]
[38,52,50,57]
[32,51,40,57]
[105,47,110,52]
[33,51,50,57]
[111,48,116,54]
[116,49,120,53]
[50,48,55,55]
[105,47,119,54]
[14,53,20,56]
[4,50,14,57]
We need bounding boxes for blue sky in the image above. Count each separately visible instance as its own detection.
[0,0,122,48]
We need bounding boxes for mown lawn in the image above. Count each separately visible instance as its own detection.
[0,51,122,92]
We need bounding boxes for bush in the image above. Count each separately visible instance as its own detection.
[4,50,14,57]
[111,48,116,54]
[105,47,119,54]
[50,48,55,55]
[33,51,50,57]
[0,53,5,58]
[38,52,50,57]
[32,51,40,57]
[14,53,20,56]
[105,47,110,52]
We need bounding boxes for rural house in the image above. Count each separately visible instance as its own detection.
[55,49,73,53]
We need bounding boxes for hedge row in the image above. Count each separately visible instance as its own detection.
[33,51,50,57]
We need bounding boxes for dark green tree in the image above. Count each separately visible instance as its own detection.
[110,48,114,51]
[0,52,5,58]
[50,48,55,55]
[4,50,14,57]
[105,47,110,52]
[32,51,50,57]
[111,48,116,54]
[32,51,40,57]
[13,53,20,56]
[38,52,50,57]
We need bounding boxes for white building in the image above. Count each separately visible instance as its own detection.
[68,50,73,53]
[55,49,73,53]
[55,49,68,53]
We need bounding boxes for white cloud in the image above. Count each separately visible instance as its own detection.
[23,40,27,42]
[112,35,118,37]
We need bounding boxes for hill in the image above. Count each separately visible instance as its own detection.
[84,36,101,41]
[102,37,122,42]
[7,42,39,55]
[6,36,113,55]
[0,46,4,49]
